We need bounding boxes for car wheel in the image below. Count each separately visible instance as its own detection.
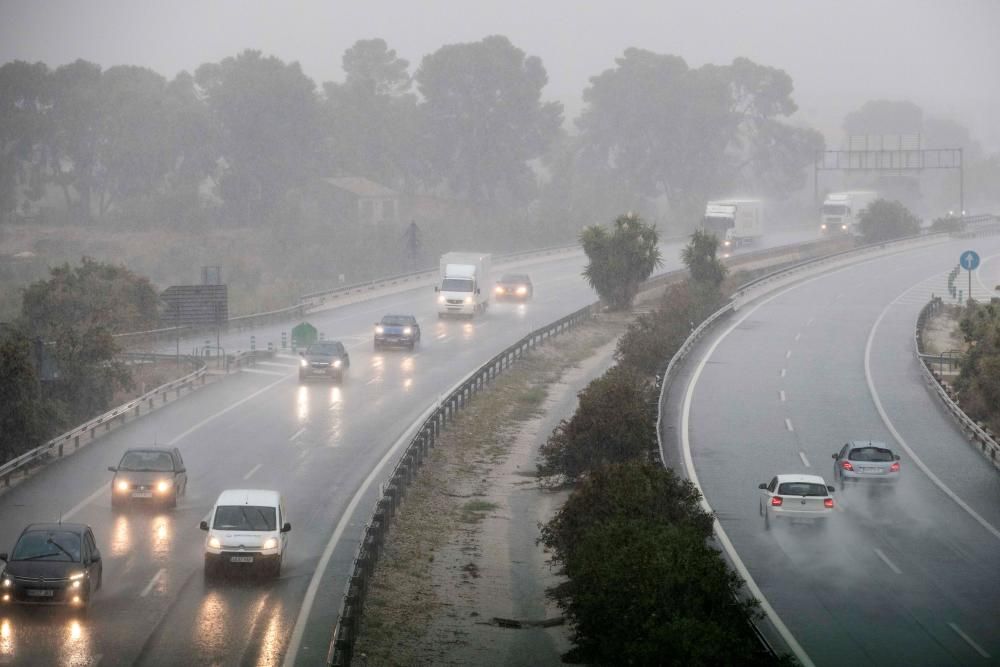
[759,500,764,517]
[271,557,282,579]
[204,557,218,580]
[408,341,415,351]
[764,509,771,531]
[168,491,177,509]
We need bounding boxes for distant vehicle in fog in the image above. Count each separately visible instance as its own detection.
[299,341,350,382]
[435,252,491,318]
[758,474,836,529]
[109,447,188,509]
[831,440,901,489]
[701,199,764,249]
[1,523,103,608]
[820,191,878,236]
[494,273,533,301]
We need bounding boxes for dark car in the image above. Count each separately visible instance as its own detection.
[109,447,187,509]
[299,341,350,382]
[0,523,103,608]
[374,314,421,351]
[494,273,533,301]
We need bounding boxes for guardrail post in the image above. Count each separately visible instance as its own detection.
[281,331,287,350]
[74,435,79,450]
[58,443,63,458]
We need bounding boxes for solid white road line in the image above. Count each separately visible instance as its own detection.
[140,568,166,597]
[948,622,991,658]
[282,398,441,667]
[785,418,794,432]
[798,452,810,467]
[243,464,262,480]
[873,548,902,575]
[241,368,288,376]
[289,427,306,442]
[865,280,1000,542]
[63,483,109,521]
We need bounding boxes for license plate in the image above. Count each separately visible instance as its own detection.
[861,467,882,474]
[132,492,153,498]
[27,589,54,597]
[229,556,254,563]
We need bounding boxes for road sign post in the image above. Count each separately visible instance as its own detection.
[959,250,980,303]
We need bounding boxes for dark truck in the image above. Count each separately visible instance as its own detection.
[298,341,350,382]
[373,314,421,351]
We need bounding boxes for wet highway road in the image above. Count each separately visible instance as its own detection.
[683,236,1000,665]
[0,231,816,666]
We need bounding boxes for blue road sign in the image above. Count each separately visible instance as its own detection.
[960,250,980,271]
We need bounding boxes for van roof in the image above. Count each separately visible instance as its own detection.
[214,489,281,507]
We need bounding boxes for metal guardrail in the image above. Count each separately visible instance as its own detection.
[326,302,595,666]
[0,354,209,489]
[914,297,1000,470]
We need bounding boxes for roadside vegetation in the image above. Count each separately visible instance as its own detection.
[0,258,160,464]
[956,299,1000,436]
[857,198,922,244]
[540,224,793,665]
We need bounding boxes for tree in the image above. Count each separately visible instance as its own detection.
[581,212,662,310]
[682,229,727,288]
[322,39,422,190]
[0,326,51,463]
[0,60,51,223]
[537,366,656,481]
[415,35,563,208]
[196,50,322,224]
[857,199,920,244]
[956,301,1000,435]
[843,99,923,138]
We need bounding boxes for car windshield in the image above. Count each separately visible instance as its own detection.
[11,531,81,562]
[307,343,340,356]
[500,275,527,284]
[381,316,412,326]
[849,447,894,462]
[213,505,276,531]
[822,204,849,215]
[777,482,828,497]
[441,278,473,292]
[119,451,174,472]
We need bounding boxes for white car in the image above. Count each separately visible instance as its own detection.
[758,474,835,530]
[200,489,291,578]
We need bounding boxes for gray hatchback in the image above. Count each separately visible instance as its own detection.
[831,440,900,488]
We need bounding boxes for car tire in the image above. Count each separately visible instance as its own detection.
[204,557,218,580]
[764,509,771,531]
[167,491,177,509]
[270,557,282,579]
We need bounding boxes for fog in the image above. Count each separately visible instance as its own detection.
[2,0,999,150]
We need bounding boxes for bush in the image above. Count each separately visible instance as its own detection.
[857,199,921,244]
[956,300,1000,435]
[537,366,656,481]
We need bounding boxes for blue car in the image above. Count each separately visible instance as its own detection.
[374,314,421,351]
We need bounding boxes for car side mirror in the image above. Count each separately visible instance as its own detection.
[299,351,305,358]
[757,483,767,490]
[894,455,901,461]
[92,551,101,563]
[281,522,291,533]
[831,453,838,460]
[0,553,7,562]
[199,520,209,531]
[827,485,836,493]
[108,466,118,473]
[475,288,481,295]
[433,286,439,292]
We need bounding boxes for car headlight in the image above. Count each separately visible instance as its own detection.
[69,572,85,581]
[333,359,342,368]
[495,286,504,294]
[723,240,731,247]
[437,295,446,304]
[262,537,278,550]
[464,296,473,304]
[841,224,848,230]
[402,327,412,335]
[375,326,384,334]
[117,480,130,492]
[208,537,222,549]
[820,223,827,230]
[2,578,11,588]
[300,358,308,367]
[516,286,527,295]
[156,480,171,493]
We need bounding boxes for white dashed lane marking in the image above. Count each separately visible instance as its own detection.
[243,464,262,480]
[873,548,902,575]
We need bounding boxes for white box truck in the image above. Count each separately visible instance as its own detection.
[435,252,492,318]
[702,199,764,249]
[820,191,878,236]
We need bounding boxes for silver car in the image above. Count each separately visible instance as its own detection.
[831,440,901,488]
[758,474,836,530]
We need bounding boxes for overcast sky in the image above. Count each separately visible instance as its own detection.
[2,0,998,150]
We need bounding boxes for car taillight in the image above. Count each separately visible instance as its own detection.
[824,498,834,508]
[889,462,900,472]
[770,496,783,506]
[841,461,853,471]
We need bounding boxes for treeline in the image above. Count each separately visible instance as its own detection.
[0,258,156,463]
[536,220,793,665]
[956,299,1000,436]
[1,39,821,235]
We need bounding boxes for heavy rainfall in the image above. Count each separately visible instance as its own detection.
[0,2,999,666]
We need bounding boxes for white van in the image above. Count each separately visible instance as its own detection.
[200,489,290,578]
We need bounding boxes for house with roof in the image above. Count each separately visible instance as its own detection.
[319,176,401,226]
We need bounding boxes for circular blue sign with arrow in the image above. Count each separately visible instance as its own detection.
[960,250,980,271]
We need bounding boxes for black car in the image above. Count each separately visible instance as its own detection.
[374,314,421,351]
[299,341,350,382]
[1,523,103,608]
[109,447,188,509]
[494,273,533,301]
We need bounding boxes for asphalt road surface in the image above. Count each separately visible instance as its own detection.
[680,235,1000,666]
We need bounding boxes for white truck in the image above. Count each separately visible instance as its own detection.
[435,252,492,318]
[702,199,764,249]
[820,191,878,236]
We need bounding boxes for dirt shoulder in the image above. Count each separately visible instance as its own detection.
[351,311,632,665]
